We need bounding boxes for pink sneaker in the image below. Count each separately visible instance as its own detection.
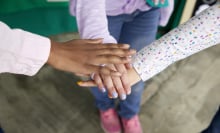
[100,108,122,133]
[121,115,143,133]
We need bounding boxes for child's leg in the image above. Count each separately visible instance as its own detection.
[118,7,160,119]
[90,14,127,133]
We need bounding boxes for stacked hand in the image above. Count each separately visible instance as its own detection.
[86,64,132,100]
[78,64,142,100]
[48,38,141,100]
[47,38,136,76]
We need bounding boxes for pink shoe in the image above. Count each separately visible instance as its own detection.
[122,115,143,133]
[100,108,122,133]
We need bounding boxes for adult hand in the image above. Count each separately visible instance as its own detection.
[47,39,136,76]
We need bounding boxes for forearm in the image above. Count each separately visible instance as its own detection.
[72,0,116,43]
[0,21,50,76]
[132,4,220,82]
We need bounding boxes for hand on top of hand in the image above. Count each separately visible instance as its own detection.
[47,38,136,76]
[77,65,142,100]
[87,64,131,100]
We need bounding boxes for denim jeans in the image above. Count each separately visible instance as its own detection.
[91,8,160,119]
[0,128,3,133]
[202,106,220,133]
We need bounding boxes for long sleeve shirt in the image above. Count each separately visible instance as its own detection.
[132,4,220,81]
[0,21,50,76]
[69,0,174,43]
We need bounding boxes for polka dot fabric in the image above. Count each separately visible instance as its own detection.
[132,4,220,81]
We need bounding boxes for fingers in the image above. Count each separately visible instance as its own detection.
[93,74,106,93]
[120,74,131,95]
[85,38,103,44]
[111,76,127,100]
[77,70,131,100]
[90,55,131,65]
[105,64,128,100]
[103,43,130,49]
[101,74,118,99]
[115,64,131,95]
[81,65,121,76]
[91,43,130,50]
[125,62,133,69]
[75,73,89,77]
[115,64,127,74]
[96,48,136,56]
[88,48,135,65]
[99,66,122,76]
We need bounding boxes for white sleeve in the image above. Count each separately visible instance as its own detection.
[0,21,51,76]
[132,4,220,81]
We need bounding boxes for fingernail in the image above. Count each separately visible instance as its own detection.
[123,44,130,48]
[112,91,118,98]
[113,72,122,76]
[127,89,131,95]
[127,91,131,95]
[77,81,83,85]
[101,88,106,93]
[130,49,136,53]
[121,94,126,100]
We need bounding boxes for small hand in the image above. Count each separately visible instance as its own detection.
[79,64,133,100]
[77,68,142,95]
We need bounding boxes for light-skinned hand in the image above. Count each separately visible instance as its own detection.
[78,66,142,100]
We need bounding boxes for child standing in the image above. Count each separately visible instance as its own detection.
[80,3,220,133]
[70,0,174,133]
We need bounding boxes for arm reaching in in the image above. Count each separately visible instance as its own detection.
[48,39,136,76]
[0,21,136,76]
[78,4,220,96]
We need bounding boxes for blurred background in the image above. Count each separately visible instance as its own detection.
[0,0,219,133]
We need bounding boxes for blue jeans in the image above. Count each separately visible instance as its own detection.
[91,8,160,119]
[0,127,3,133]
[202,106,220,133]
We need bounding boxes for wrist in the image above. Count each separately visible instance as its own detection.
[47,39,60,66]
[128,68,141,85]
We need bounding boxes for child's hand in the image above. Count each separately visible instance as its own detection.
[78,67,142,100]
[91,64,130,100]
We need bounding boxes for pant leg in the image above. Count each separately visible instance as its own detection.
[90,14,125,111]
[202,107,220,133]
[118,8,160,119]
[0,127,4,133]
